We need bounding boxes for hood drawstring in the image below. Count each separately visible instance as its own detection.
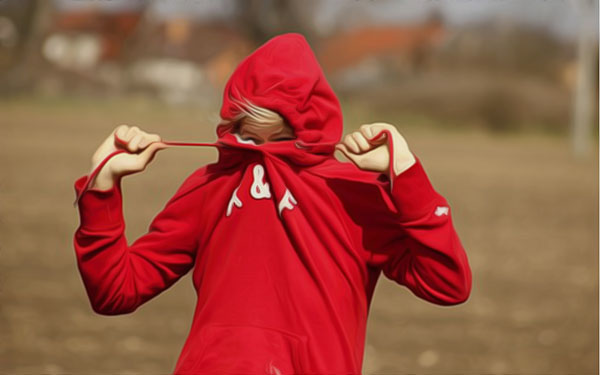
[73,135,224,206]
[73,129,396,207]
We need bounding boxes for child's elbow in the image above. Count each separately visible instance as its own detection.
[441,271,472,305]
[443,285,471,305]
[90,297,139,316]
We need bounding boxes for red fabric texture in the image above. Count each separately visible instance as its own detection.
[72,33,472,374]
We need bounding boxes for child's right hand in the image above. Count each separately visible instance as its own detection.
[89,125,168,190]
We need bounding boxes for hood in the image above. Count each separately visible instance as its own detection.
[216,33,343,163]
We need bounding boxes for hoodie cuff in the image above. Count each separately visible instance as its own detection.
[389,157,442,221]
[74,174,124,230]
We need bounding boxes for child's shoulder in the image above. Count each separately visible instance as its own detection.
[166,163,229,205]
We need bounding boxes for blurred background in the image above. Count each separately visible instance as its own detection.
[0,0,598,374]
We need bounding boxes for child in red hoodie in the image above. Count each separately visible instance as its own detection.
[73,33,472,375]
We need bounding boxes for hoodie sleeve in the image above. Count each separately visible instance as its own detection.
[72,174,201,315]
[368,156,472,306]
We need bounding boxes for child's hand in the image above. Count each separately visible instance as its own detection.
[89,125,167,190]
[335,123,416,178]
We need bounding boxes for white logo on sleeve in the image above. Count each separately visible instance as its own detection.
[226,186,243,217]
[250,164,272,199]
[278,189,297,216]
[434,206,449,216]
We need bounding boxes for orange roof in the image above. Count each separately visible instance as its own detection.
[52,10,143,60]
[318,22,446,73]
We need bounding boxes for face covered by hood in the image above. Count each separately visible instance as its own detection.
[214,33,344,166]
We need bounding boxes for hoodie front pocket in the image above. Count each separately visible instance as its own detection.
[182,323,310,374]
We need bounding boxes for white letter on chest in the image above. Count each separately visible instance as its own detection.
[250,164,271,199]
[226,186,242,217]
[278,189,297,216]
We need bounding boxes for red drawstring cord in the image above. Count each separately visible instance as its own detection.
[73,129,396,207]
[73,135,220,206]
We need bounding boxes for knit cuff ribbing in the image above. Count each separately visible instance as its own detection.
[74,174,124,230]
[389,156,442,222]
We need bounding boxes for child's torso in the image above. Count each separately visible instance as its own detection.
[174,160,379,374]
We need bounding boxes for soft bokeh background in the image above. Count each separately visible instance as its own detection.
[1,0,598,374]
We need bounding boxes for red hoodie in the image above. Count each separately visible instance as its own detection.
[73,33,472,375]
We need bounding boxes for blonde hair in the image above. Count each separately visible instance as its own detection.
[221,95,287,131]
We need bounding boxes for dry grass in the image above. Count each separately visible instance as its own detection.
[0,96,597,374]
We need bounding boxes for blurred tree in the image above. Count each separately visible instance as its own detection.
[570,0,597,157]
[0,0,53,93]
[232,0,317,43]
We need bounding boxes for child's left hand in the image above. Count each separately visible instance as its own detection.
[335,122,416,178]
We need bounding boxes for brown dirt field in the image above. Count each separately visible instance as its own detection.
[0,96,597,374]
